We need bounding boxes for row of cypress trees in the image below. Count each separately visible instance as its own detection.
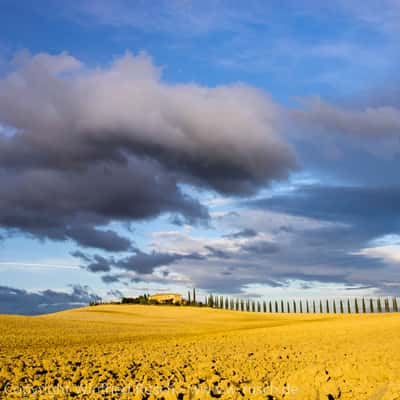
[204,294,399,313]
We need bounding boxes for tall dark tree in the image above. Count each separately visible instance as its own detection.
[326,300,330,314]
[313,300,316,313]
[281,300,284,313]
[385,298,390,313]
[193,288,196,305]
[340,299,344,314]
[347,299,351,314]
[354,298,359,314]
[306,300,310,313]
[269,300,272,313]
[293,300,297,313]
[377,298,382,313]
[287,301,290,313]
[263,300,267,313]
[369,298,374,313]
[333,300,337,314]
[275,300,278,313]
[319,300,323,313]
[362,298,366,313]
[188,291,191,305]
[393,297,399,313]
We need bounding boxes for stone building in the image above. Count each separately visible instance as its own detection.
[148,293,183,304]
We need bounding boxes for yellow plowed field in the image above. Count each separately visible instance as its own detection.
[1,305,399,399]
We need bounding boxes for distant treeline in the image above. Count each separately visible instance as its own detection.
[204,295,400,314]
[93,289,400,313]
[121,294,158,305]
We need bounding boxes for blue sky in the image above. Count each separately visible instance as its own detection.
[0,0,400,314]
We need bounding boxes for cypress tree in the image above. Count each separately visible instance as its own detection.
[193,288,196,305]
[377,298,382,313]
[252,300,256,312]
[208,294,214,307]
[281,300,284,313]
[300,300,303,313]
[306,300,310,313]
[275,300,278,313]
[220,296,224,309]
[293,300,297,313]
[287,301,290,313]
[347,299,351,314]
[263,300,267,313]
[326,299,330,314]
[340,299,344,314]
[269,300,272,313]
[333,300,337,314]
[362,298,366,313]
[313,300,316,313]
[354,298,359,314]
[370,298,374,313]
[319,300,323,313]
[188,291,191,305]
[393,297,398,313]
[225,297,229,309]
[385,298,390,313]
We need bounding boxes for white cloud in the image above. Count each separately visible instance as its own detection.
[354,245,400,264]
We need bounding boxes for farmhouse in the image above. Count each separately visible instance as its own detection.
[149,293,183,304]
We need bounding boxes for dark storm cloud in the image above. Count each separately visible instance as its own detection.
[73,251,113,272]
[204,245,232,259]
[87,255,113,273]
[247,184,400,269]
[293,96,400,139]
[0,285,101,315]
[249,184,400,228]
[241,240,279,255]
[74,248,205,277]
[287,91,400,187]
[0,51,296,192]
[224,228,258,239]
[0,157,207,250]
[102,275,121,284]
[67,227,132,252]
[0,50,297,252]
[114,250,203,274]
[240,184,400,286]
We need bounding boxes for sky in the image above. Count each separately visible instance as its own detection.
[0,0,400,315]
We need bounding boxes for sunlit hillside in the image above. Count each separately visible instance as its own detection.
[1,305,400,399]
